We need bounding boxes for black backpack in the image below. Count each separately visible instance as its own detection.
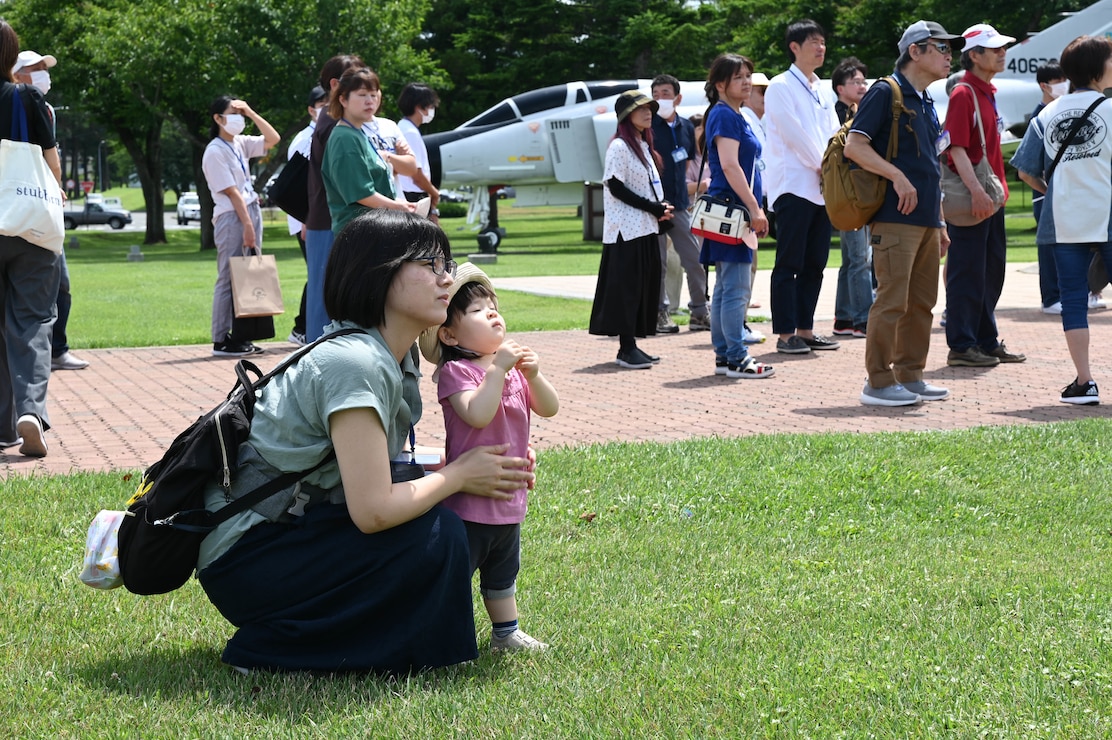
[117,328,365,595]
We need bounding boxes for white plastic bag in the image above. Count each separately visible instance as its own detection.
[79,510,127,590]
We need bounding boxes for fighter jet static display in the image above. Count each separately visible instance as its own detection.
[423,2,1112,250]
[423,79,708,250]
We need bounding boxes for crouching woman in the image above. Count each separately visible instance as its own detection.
[197,210,533,674]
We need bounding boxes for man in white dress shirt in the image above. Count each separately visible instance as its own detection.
[764,19,842,355]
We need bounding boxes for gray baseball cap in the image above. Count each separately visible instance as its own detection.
[898,20,964,56]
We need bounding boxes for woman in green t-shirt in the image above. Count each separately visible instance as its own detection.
[321,68,415,232]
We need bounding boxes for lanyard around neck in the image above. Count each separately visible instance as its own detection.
[217,138,248,179]
[790,68,823,107]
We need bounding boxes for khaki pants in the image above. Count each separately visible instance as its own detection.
[865,222,940,389]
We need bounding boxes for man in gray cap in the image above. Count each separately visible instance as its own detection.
[843,20,963,406]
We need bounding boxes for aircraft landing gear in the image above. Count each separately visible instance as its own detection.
[476,185,504,253]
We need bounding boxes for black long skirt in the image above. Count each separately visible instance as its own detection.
[588,232,661,338]
[198,504,478,673]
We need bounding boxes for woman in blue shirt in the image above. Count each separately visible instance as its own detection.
[700,54,774,379]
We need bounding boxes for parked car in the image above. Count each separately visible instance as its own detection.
[63,202,133,230]
[439,188,470,203]
[176,192,200,225]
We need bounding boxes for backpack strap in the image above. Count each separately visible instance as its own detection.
[1045,95,1105,183]
[881,77,906,163]
[951,82,989,158]
[189,327,370,531]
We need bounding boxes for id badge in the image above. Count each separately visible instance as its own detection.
[671,146,688,164]
[935,130,951,156]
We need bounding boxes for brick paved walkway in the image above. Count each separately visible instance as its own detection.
[5,264,1111,478]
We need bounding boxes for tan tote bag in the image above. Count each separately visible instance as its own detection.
[229,247,285,318]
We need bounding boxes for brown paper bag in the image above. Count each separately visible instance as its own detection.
[229,249,285,318]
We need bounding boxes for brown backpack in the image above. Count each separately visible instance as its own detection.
[821,77,909,231]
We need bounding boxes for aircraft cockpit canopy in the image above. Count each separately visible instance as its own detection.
[462,80,641,129]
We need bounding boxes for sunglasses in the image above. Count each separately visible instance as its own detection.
[919,41,952,56]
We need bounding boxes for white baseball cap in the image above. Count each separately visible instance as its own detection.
[961,24,1016,50]
[751,72,770,87]
[13,50,57,74]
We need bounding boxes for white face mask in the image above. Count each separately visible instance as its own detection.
[221,113,246,136]
[29,70,51,95]
[422,108,436,124]
[1049,81,1069,99]
[656,99,674,118]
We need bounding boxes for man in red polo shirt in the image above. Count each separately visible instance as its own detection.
[943,23,1026,368]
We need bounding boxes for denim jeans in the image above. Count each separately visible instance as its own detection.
[834,227,873,326]
[1054,243,1112,332]
[0,235,60,436]
[944,209,1006,352]
[1033,198,1059,307]
[305,229,335,342]
[770,194,831,335]
[51,247,72,357]
[710,259,752,365]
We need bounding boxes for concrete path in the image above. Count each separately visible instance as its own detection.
[6,263,1112,478]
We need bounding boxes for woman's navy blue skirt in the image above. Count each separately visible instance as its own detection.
[199,503,478,673]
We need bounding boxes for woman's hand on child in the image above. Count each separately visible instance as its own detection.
[453,443,533,498]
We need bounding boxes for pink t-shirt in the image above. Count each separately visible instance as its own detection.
[438,359,532,524]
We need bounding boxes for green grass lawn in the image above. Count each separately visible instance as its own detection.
[63,188,1043,348]
[20,174,1110,736]
[8,422,1111,736]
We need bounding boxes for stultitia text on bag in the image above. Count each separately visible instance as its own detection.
[16,185,64,206]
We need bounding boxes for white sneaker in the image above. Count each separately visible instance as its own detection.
[16,414,47,457]
[743,325,766,344]
[287,330,307,347]
[1041,301,1062,315]
[51,351,89,370]
[490,629,548,652]
[1089,293,1107,311]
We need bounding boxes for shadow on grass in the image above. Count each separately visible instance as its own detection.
[80,645,508,709]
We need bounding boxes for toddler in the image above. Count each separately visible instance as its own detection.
[419,263,560,651]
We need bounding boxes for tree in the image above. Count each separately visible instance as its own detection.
[9,0,441,247]
[420,0,701,126]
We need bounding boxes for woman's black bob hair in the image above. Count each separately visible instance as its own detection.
[208,95,236,140]
[324,210,452,329]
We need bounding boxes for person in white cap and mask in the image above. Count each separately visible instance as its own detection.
[12,49,54,96]
[13,50,89,372]
[942,23,1026,369]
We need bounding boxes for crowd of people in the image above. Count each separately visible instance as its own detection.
[5,12,1112,674]
[592,17,1110,410]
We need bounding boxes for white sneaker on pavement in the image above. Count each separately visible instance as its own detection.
[16,414,47,457]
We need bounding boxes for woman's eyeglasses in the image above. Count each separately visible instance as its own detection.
[409,256,457,276]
